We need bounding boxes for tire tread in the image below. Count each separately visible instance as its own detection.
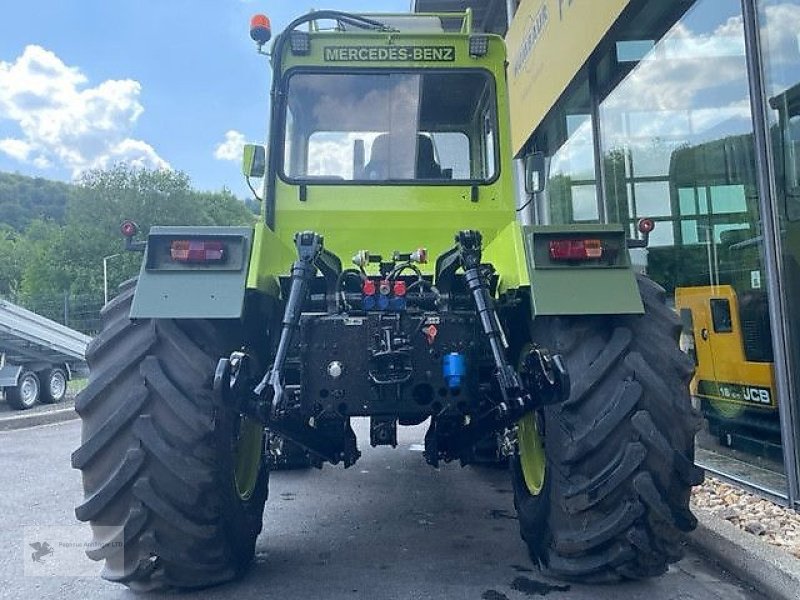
[74,287,267,590]
[512,275,702,582]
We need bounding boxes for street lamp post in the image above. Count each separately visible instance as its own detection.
[103,254,121,306]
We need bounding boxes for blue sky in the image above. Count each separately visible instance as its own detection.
[0,1,409,197]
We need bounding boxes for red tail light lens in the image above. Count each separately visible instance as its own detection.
[549,239,603,261]
[170,240,225,263]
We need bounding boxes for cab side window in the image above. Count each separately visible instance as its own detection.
[710,298,733,333]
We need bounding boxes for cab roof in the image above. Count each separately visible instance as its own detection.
[305,11,474,35]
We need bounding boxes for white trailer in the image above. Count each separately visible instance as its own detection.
[0,299,90,409]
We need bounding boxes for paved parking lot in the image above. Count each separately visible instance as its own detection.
[0,419,765,600]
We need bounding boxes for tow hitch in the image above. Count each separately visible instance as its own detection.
[441,230,569,441]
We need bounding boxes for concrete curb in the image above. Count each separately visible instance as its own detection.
[0,403,78,431]
[688,507,800,600]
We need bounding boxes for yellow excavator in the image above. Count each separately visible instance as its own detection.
[672,82,800,460]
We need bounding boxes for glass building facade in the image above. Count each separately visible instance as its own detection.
[511,0,800,503]
[410,0,800,503]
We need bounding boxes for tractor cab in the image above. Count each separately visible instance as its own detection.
[244,10,515,268]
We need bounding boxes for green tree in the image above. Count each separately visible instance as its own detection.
[2,166,256,328]
[196,188,258,225]
[0,225,23,297]
[16,219,72,317]
[0,172,70,231]
[65,166,256,298]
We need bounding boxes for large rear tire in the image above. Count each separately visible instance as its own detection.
[72,283,268,590]
[512,276,704,582]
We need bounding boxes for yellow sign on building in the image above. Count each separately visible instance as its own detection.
[505,0,633,155]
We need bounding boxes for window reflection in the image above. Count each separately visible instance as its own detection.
[600,1,755,250]
[759,0,800,487]
[526,0,800,493]
[596,0,786,482]
[532,79,598,224]
[281,71,498,183]
[769,84,800,218]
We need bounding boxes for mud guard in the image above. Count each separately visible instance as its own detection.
[523,224,644,317]
[129,226,253,319]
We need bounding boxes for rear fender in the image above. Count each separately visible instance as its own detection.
[523,224,644,317]
[130,226,254,319]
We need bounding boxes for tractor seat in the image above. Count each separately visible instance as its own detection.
[365,133,443,180]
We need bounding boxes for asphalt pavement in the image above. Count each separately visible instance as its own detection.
[0,419,766,600]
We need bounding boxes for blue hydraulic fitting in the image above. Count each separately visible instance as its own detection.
[389,296,406,311]
[363,295,376,310]
[442,352,466,390]
[377,294,390,311]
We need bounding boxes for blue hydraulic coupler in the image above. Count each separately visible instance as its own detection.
[442,352,466,390]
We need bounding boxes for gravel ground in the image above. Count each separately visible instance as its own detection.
[692,475,800,559]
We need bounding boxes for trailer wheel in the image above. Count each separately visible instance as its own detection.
[7,370,40,409]
[512,275,704,582]
[39,368,68,404]
[72,284,268,590]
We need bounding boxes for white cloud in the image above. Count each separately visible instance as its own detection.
[0,138,33,161]
[307,132,380,178]
[214,130,246,161]
[0,45,169,176]
[88,138,169,171]
[32,156,51,169]
[602,5,800,130]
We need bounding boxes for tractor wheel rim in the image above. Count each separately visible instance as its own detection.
[517,412,545,495]
[20,376,39,406]
[517,342,545,496]
[234,416,264,501]
[50,372,66,399]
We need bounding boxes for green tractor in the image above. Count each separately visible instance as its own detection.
[72,9,702,590]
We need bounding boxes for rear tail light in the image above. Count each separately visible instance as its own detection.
[170,240,226,263]
[549,239,603,261]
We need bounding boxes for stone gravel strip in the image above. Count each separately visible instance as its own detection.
[689,475,800,600]
[692,475,800,558]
